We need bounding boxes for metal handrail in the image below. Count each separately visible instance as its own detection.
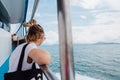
[39,65,59,80]
[30,0,40,21]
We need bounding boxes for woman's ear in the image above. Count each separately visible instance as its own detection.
[40,35,45,39]
[40,36,43,39]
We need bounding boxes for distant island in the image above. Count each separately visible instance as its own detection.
[72,42,120,45]
[95,42,120,44]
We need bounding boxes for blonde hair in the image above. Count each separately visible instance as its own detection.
[23,19,44,42]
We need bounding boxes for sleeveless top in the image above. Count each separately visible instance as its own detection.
[8,42,38,72]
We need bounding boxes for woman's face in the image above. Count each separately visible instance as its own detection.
[38,34,46,45]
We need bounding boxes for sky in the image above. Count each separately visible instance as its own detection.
[14,0,120,45]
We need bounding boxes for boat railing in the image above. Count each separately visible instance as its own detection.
[39,65,59,80]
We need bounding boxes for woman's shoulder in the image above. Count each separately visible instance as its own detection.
[28,42,36,46]
[24,43,37,54]
[27,42,37,49]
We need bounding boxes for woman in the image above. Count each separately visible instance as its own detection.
[8,19,51,72]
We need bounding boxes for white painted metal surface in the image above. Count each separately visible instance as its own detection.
[0,28,11,67]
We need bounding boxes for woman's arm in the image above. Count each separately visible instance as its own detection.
[28,48,51,65]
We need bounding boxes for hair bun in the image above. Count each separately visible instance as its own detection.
[23,19,37,27]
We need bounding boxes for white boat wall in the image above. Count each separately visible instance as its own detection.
[0,29,11,80]
[0,28,11,67]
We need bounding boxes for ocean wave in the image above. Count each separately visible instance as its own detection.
[55,73,100,80]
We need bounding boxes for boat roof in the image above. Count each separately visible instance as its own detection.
[0,0,28,24]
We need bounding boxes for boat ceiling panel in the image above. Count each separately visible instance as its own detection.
[0,0,27,24]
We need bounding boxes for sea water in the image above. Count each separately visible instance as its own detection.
[40,44,120,80]
[0,44,120,80]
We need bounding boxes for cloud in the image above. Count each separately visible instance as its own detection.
[35,13,41,18]
[91,11,120,25]
[70,0,120,10]
[42,23,120,44]
[71,1,120,43]
[43,31,59,45]
[38,11,120,44]
[105,0,120,10]
[72,23,120,44]
[70,0,102,9]
[79,0,101,9]
[47,21,58,26]
[79,15,87,19]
